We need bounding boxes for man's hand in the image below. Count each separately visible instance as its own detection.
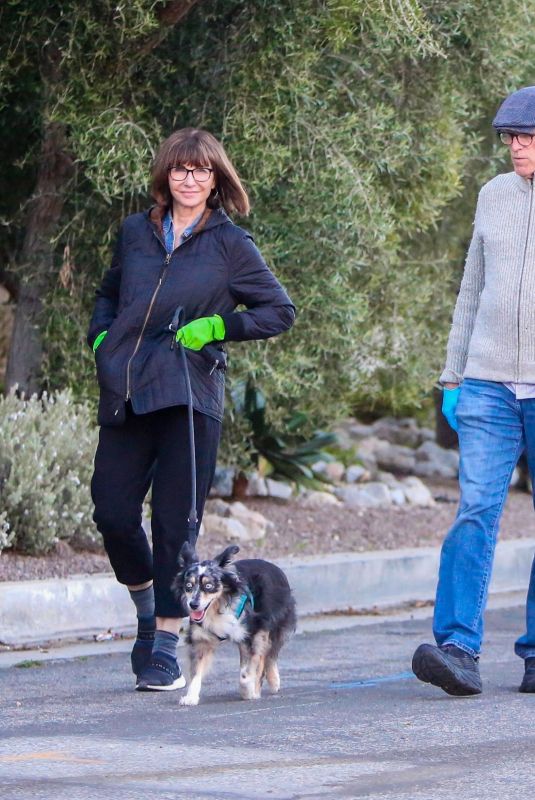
[442,384,461,432]
[175,315,225,351]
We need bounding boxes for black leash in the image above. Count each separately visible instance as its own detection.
[168,306,227,546]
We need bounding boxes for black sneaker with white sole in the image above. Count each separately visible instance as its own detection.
[519,656,535,693]
[412,643,482,696]
[135,652,186,692]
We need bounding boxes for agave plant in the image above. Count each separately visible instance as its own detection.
[231,378,337,485]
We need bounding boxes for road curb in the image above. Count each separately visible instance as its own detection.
[1,538,534,646]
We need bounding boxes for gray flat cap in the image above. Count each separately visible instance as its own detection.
[493,86,535,132]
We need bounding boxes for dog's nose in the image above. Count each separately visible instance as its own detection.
[189,599,200,610]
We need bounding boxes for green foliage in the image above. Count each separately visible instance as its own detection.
[232,378,337,484]
[0,390,99,554]
[161,0,533,427]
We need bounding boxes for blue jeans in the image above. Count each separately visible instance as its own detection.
[433,379,535,659]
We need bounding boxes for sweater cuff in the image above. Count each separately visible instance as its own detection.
[220,311,246,342]
[439,367,464,385]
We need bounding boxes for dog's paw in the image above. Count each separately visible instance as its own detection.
[180,694,200,706]
[240,684,261,701]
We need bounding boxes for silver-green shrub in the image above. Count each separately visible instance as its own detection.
[0,390,99,554]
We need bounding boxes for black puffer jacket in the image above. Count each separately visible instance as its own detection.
[87,207,295,426]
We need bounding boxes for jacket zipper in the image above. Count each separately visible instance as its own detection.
[516,179,534,382]
[125,250,171,400]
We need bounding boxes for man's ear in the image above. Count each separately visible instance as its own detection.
[178,540,198,569]
[214,544,240,568]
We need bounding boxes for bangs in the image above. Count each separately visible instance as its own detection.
[166,137,213,169]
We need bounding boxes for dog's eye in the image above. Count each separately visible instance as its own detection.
[185,582,193,591]
[204,582,214,591]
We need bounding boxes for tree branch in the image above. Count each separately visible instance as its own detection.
[136,0,204,58]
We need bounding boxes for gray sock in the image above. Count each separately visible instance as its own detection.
[128,585,155,634]
[153,630,179,660]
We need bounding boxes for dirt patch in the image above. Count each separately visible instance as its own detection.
[1,479,534,582]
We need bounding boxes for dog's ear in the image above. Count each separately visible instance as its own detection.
[178,540,198,569]
[214,544,240,568]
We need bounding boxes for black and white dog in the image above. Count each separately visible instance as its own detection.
[172,542,296,706]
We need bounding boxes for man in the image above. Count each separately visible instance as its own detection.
[412,86,535,696]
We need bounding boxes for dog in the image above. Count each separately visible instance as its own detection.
[172,541,296,706]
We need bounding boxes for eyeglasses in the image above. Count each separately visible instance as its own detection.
[168,166,213,182]
[499,132,535,147]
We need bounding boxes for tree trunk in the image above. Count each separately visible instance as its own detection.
[5,120,73,395]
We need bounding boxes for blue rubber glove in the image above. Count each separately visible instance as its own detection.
[442,386,461,432]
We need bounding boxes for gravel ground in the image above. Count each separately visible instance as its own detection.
[1,479,535,582]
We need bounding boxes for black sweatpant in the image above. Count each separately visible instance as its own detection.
[91,404,221,617]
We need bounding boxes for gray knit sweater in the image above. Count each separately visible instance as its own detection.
[441,171,535,384]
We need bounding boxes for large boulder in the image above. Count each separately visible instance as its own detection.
[413,441,459,479]
[202,514,252,542]
[227,501,269,539]
[299,490,341,509]
[402,476,436,507]
[336,482,392,508]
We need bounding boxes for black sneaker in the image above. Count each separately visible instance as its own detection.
[135,652,186,692]
[519,656,535,693]
[412,643,482,696]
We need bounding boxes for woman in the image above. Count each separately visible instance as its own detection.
[88,128,295,691]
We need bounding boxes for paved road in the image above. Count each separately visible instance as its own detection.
[1,604,533,800]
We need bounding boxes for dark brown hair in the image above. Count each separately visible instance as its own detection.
[150,128,250,216]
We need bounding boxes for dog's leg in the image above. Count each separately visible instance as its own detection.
[239,631,270,700]
[265,656,281,694]
[180,640,216,706]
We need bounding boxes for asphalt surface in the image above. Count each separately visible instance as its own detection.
[1,604,534,800]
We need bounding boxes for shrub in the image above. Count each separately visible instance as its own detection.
[0,390,99,554]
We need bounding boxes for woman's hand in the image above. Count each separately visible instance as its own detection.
[92,330,108,352]
[175,315,225,351]
[442,384,461,432]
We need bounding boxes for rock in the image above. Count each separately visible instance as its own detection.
[345,465,368,483]
[419,427,436,443]
[509,467,520,488]
[208,467,235,498]
[355,436,382,470]
[371,416,421,448]
[311,459,328,476]
[376,470,404,490]
[228,502,268,539]
[413,441,459,479]
[389,488,406,506]
[346,421,376,439]
[402,476,436,507]
[265,478,293,500]
[337,482,392,508]
[245,471,269,497]
[202,513,252,542]
[323,461,345,482]
[374,441,416,474]
[205,498,231,517]
[299,491,341,509]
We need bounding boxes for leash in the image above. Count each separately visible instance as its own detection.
[168,305,227,545]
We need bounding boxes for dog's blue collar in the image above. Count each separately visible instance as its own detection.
[235,589,254,619]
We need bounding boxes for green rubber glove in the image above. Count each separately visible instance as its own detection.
[175,315,225,351]
[92,330,108,352]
